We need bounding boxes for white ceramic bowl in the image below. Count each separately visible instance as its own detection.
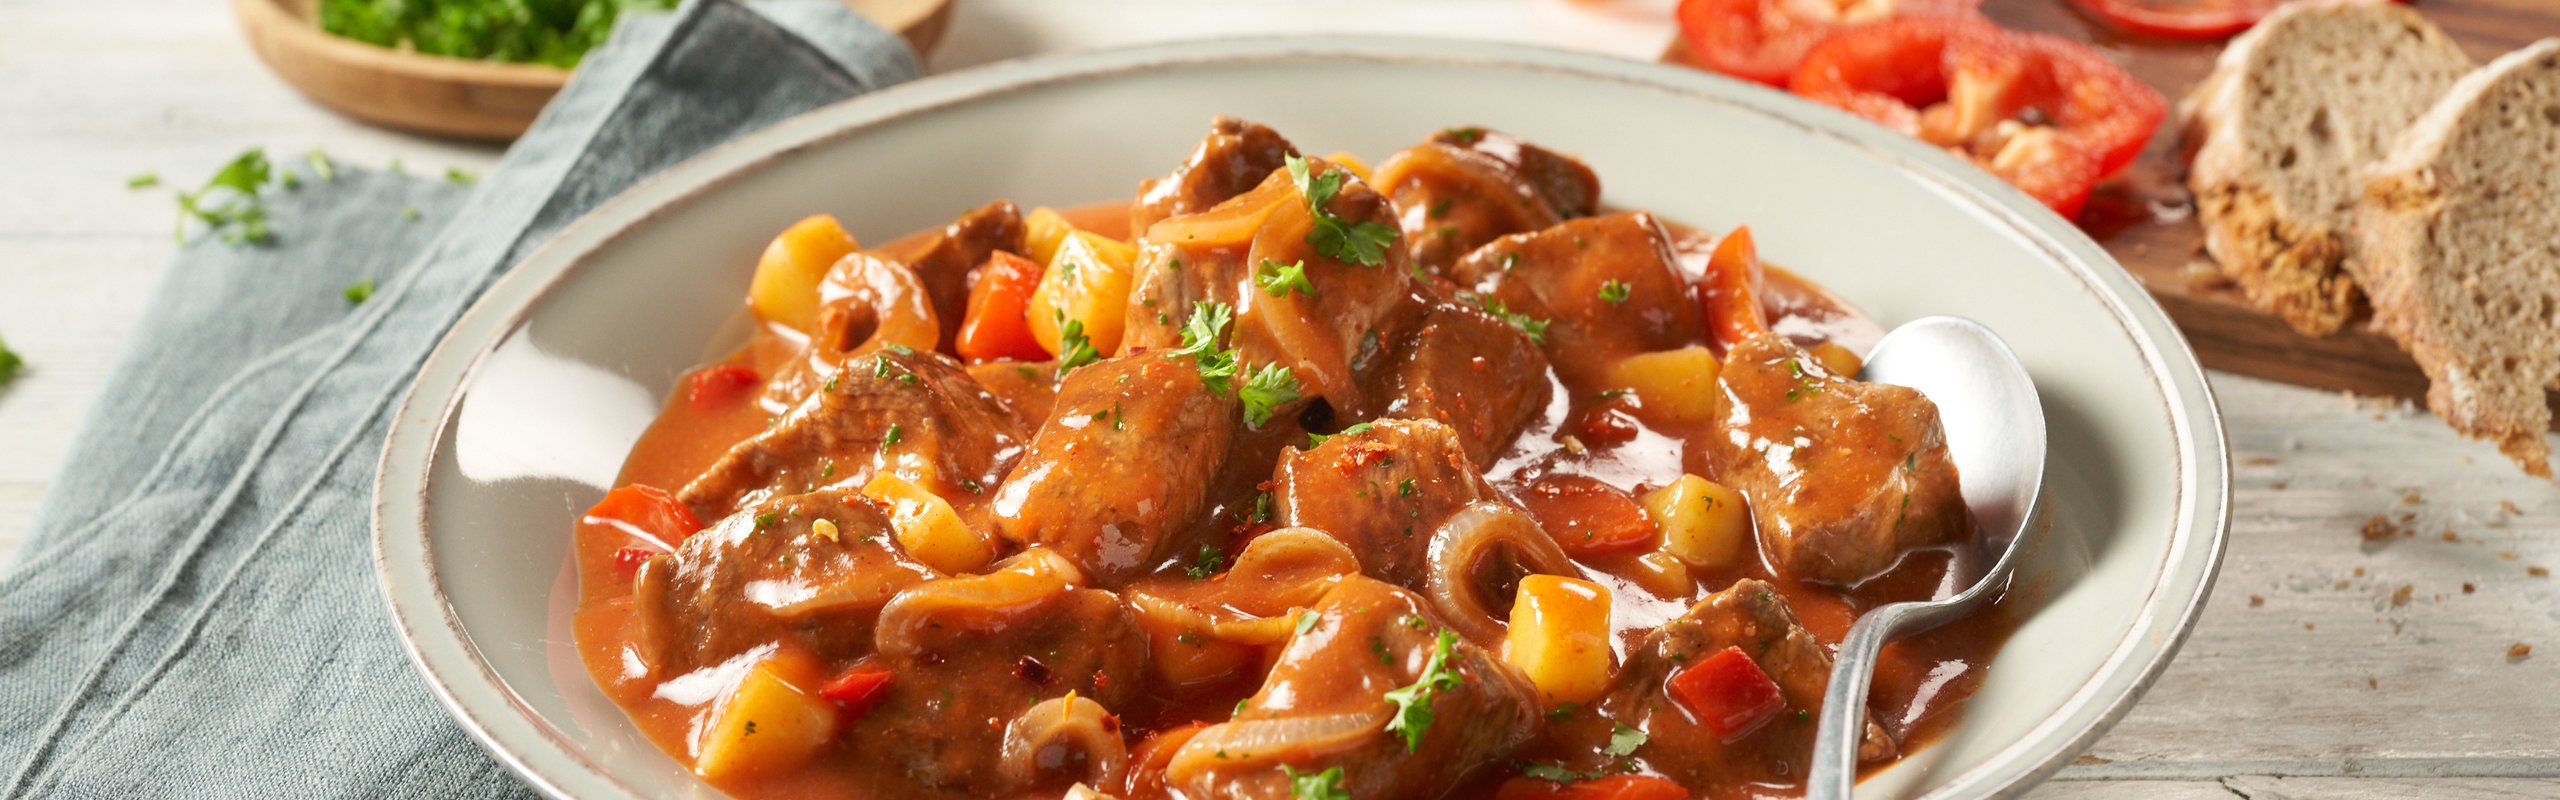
[376,36,2229,800]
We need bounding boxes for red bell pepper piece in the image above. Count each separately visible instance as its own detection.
[1790,17,2163,218]
[1675,0,1983,87]
[1516,474,1658,558]
[685,364,761,413]
[955,251,1051,362]
[819,664,896,722]
[1669,645,1788,740]
[582,484,704,549]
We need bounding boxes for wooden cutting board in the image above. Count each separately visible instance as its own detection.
[1680,0,2559,415]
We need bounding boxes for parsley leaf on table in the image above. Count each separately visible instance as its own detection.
[0,332,23,388]
[175,149,277,246]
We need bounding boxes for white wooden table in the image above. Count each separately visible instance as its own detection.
[2,1,2552,797]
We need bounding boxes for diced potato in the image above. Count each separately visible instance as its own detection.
[1810,341,1864,378]
[1641,474,1751,569]
[748,215,858,333]
[1025,231,1139,358]
[1023,206,1077,267]
[694,651,836,781]
[863,474,994,575]
[1323,150,1374,184]
[1502,575,1615,705]
[1607,346,1723,426]
[1625,550,1696,598]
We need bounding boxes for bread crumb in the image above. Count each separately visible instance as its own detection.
[2501,499,2522,515]
[2354,566,2366,577]
[2463,582,2477,594]
[2359,514,2405,542]
[2510,642,2533,661]
[2272,481,2289,490]
[2442,530,2460,542]
[2367,677,2378,689]
[2072,754,2114,766]
[2401,490,2424,504]
[2250,595,2266,607]
[2243,456,2282,466]
[2531,566,2550,578]
[2334,579,2353,589]
[2305,622,2317,631]
[2391,584,2413,607]
[2501,551,2518,560]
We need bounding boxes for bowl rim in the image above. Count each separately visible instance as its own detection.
[373,34,2231,800]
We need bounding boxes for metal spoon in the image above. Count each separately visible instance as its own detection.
[1808,316,2048,799]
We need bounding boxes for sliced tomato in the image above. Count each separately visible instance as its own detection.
[685,364,761,412]
[819,664,896,722]
[1517,474,1659,557]
[582,484,704,549]
[955,250,1051,362]
[1495,774,1693,800]
[1669,645,1788,739]
[2066,0,2280,39]
[1676,0,1981,86]
[1790,17,2158,217]
[1697,226,1771,353]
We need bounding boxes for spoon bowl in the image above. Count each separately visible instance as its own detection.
[1810,315,2048,799]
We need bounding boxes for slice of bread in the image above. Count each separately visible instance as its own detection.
[2182,0,2473,335]
[2350,39,2560,476]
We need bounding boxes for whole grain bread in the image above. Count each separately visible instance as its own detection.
[2350,39,2560,476]
[2182,0,2473,335]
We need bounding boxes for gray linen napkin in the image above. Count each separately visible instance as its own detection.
[0,2,917,796]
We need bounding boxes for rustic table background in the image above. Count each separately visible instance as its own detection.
[2,1,2553,797]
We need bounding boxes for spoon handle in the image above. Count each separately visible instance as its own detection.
[1808,601,1918,800]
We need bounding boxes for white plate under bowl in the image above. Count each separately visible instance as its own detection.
[376,36,2229,800]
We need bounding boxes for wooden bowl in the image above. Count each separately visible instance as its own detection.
[234,0,954,141]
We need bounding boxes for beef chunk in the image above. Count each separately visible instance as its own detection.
[1167,577,1539,799]
[1273,419,1496,586]
[1372,126,1603,273]
[1450,212,1706,387]
[1707,332,1970,584]
[679,348,1024,520]
[966,358,1061,431]
[1130,116,1301,233]
[1380,299,1554,465]
[632,491,934,675]
[1600,579,1894,786]
[857,551,1149,794]
[1123,159,1423,419]
[992,354,1238,584]
[899,200,1027,346]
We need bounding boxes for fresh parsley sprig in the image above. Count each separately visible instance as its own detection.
[1461,292,1550,345]
[1238,363,1302,427]
[1382,629,1465,752]
[1283,764,1349,800]
[1054,311,1100,376]
[1166,302,1299,427]
[1285,156,1397,268]
[1255,259,1314,298]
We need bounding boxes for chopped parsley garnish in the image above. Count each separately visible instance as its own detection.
[884,342,915,356]
[1295,610,1321,636]
[1515,760,1603,784]
[1185,543,1226,579]
[176,149,278,246]
[1054,312,1100,376]
[1382,629,1464,752]
[1283,765,1349,800]
[343,279,375,305]
[445,167,479,185]
[1305,421,1375,449]
[319,0,670,68]
[1255,259,1315,298]
[1783,358,1823,402]
[754,513,777,530]
[1397,479,1416,497]
[881,423,903,447]
[0,332,21,388]
[1599,280,1631,304]
[307,149,335,182]
[126,172,159,190]
[1444,126,1486,144]
[1285,155,1397,267]
[1605,724,1647,758]
[1460,292,1549,344]
[400,205,422,221]
[1252,491,1274,523]
[1238,363,1301,428]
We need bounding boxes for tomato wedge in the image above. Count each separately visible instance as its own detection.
[1517,474,1659,557]
[1790,17,2161,217]
[582,483,704,550]
[1668,645,1788,739]
[955,250,1051,362]
[2067,0,2280,39]
[1697,226,1771,353]
[1676,0,1982,86]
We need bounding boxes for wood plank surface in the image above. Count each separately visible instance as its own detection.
[3,1,2557,798]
